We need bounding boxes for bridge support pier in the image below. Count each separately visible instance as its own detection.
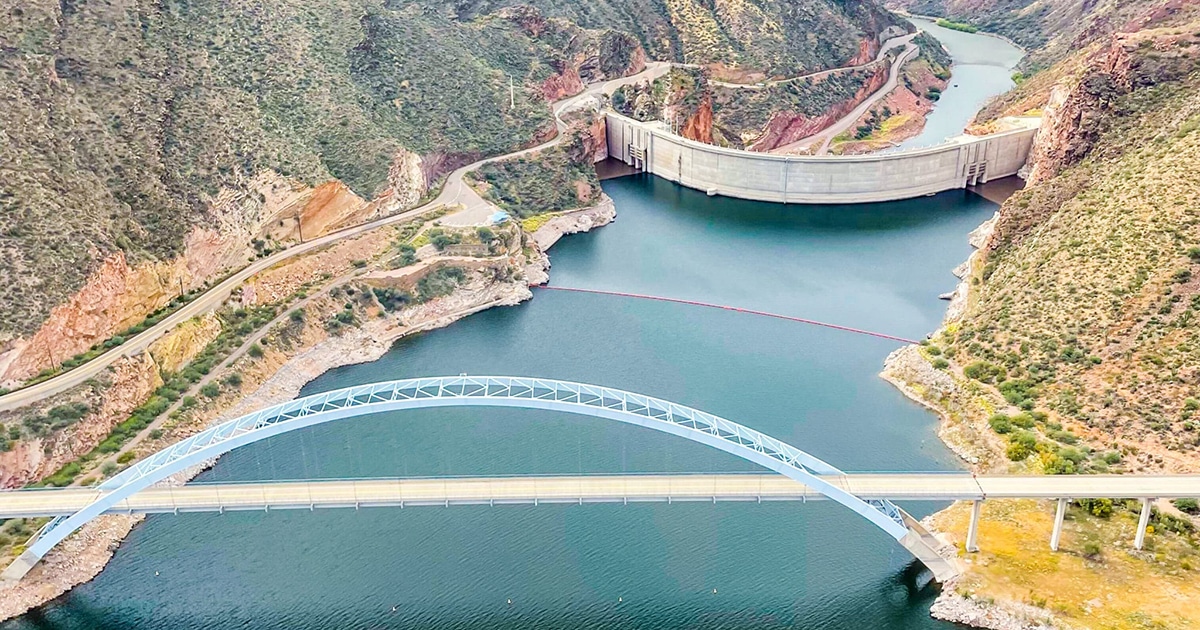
[1,550,39,582]
[1135,498,1153,550]
[965,499,982,553]
[1050,498,1067,551]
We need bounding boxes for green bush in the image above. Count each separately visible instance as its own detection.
[963,361,1006,384]
[200,383,221,398]
[935,18,979,33]
[1153,511,1195,535]
[1010,412,1036,429]
[371,287,413,311]
[1174,498,1200,514]
[394,243,418,268]
[932,358,950,370]
[1077,498,1114,518]
[416,267,467,302]
[117,451,137,464]
[1082,541,1102,558]
[1049,429,1078,444]
[998,379,1036,407]
[248,344,265,359]
[44,462,82,487]
[1006,441,1033,461]
[988,413,1013,434]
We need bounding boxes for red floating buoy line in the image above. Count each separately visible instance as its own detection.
[536,285,921,345]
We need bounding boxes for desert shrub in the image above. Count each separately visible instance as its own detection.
[1174,498,1200,514]
[964,361,1006,384]
[999,379,1037,407]
[1077,498,1114,518]
[371,287,413,311]
[416,267,467,302]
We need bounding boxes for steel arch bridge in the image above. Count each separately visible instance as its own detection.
[2,376,954,581]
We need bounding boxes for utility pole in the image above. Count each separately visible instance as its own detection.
[509,75,515,110]
[296,214,304,244]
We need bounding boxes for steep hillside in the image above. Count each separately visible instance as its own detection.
[0,2,638,384]
[950,22,1200,471]
[879,13,1200,627]
[889,0,1192,70]
[0,0,903,388]
[611,65,885,150]
[452,0,907,78]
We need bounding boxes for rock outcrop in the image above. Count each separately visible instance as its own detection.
[0,352,162,488]
[680,95,715,144]
[746,64,890,151]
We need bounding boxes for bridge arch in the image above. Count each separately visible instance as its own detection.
[4,376,947,580]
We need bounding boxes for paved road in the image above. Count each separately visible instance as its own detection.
[0,63,671,413]
[771,35,920,155]
[5,473,1199,518]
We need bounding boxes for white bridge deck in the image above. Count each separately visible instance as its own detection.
[4,474,1198,519]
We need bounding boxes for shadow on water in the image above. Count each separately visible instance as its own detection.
[627,173,988,234]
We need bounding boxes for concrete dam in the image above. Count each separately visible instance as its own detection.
[605,112,1040,204]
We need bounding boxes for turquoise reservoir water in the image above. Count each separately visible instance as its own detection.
[896,18,1025,150]
[5,178,999,629]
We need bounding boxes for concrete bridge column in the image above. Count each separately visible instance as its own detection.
[1135,498,1153,550]
[966,499,982,552]
[1050,498,1067,551]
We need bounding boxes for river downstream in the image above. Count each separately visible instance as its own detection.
[898,17,1025,149]
[4,23,1025,630]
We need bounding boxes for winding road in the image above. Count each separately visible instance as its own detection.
[771,34,920,155]
[0,63,671,413]
[710,33,915,91]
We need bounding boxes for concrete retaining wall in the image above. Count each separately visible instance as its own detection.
[605,112,1039,204]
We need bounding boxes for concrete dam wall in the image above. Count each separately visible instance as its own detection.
[605,112,1040,204]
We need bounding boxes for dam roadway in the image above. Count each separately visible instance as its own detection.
[4,474,1198,519]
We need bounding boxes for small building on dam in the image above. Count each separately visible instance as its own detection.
[605,112,1040,204]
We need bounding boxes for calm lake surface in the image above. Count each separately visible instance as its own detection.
[6,23,1017,630]
[7,179,996,630]
[897,17,1025,150]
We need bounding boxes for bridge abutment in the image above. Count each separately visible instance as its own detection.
[1,550,39,583]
